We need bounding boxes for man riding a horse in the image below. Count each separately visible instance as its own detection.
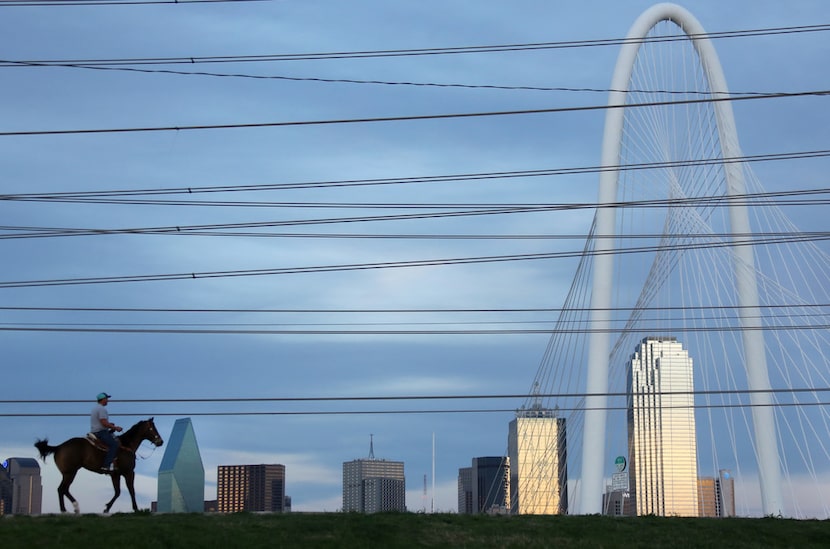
[35,400,164,513]
[90,392,122,473]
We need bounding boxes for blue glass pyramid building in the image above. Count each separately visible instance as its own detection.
[157,417,205,512]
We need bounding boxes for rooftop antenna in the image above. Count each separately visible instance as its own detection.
[368,433,375,460]
[531,381,542,410]
[431,432,435,513]
[422,474,427,513]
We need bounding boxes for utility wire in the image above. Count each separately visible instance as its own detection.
[0,231,826,289]
[1,23,827,61]
[4,387,827,404]
[0,303,826,314]
[1,90,827,138]
[4,401,830,417]
[0,0,269,6]
[1,190,827,240]
[0,323,826,335]
[2,149,827,201]
[2,401,828,418]
[0,59,794,96]
[2,310,827,330]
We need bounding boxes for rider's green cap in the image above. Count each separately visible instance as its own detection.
[96,392,112,401]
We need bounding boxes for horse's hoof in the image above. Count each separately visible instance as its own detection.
[72,502,80,514]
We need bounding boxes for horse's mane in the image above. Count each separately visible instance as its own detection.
[118,418,150,445]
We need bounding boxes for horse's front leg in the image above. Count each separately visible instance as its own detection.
[124,470,139,512]
[103,473,121,513]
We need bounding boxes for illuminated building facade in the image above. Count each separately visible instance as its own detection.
[628,337,699,516]
[507,405,567,515]
[217,464,286,513]
[157,418,205,513]
[699,470,736,517]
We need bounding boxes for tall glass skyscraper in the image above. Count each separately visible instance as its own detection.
[457,457,510,514]
[157,418,205,513]
[507,405,567,515]
[627,337,699,516]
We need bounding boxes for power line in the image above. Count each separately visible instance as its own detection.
[0,303,826,314]
[5,386,828,404]
[1,190,827,239]
[0,0,269,6]
[2,149,827,201]
[0,231,826,289]
[2,403,828,418]
[1,90,826,138]
[3,388,827,417]
[2,23,827,61]
[0,59,794,96]
[0,323,826,336]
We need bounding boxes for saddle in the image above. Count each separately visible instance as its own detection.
[86,432,122,453]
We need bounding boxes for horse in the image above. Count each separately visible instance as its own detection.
[34,417,164,514]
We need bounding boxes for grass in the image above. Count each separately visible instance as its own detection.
[1,512,830,548]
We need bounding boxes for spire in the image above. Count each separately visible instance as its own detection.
[368,433,375,460]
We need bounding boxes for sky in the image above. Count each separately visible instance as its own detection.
[1,0,828,515]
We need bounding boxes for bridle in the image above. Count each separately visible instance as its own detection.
[135,421,164,460]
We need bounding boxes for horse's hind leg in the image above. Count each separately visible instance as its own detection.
[103,473,122,514]
[58,471,80,514]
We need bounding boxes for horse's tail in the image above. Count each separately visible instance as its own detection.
[34,439,58,461]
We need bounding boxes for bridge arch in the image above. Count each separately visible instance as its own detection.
[578,2,782,515]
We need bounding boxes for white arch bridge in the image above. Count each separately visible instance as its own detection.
[520,3,830,518]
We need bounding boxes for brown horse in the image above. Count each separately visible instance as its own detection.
[34,418,164,514]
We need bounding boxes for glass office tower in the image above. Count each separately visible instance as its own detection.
[471,456,509,514]
[157,418,205,513]
[628,337,699,516]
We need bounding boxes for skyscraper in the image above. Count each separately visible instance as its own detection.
[157,418,205,513]
[697,477,718,517]
[0,461,11,515]
[507,404,567,515]
[457,467,473,514]
[698,470,736,517]
[628,337,699,516]
[0,458,42,515]
[471,457,509,514]
[717,469,736,517]
[342,438,406,513]
[217,464,286,513]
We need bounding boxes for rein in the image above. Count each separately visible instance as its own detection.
[135,442,158,460]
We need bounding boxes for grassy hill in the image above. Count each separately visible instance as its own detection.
[2,512,829,548]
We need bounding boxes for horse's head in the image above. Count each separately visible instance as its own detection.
[141,417,164,447]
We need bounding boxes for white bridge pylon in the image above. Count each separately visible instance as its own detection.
[577,3,783,515]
